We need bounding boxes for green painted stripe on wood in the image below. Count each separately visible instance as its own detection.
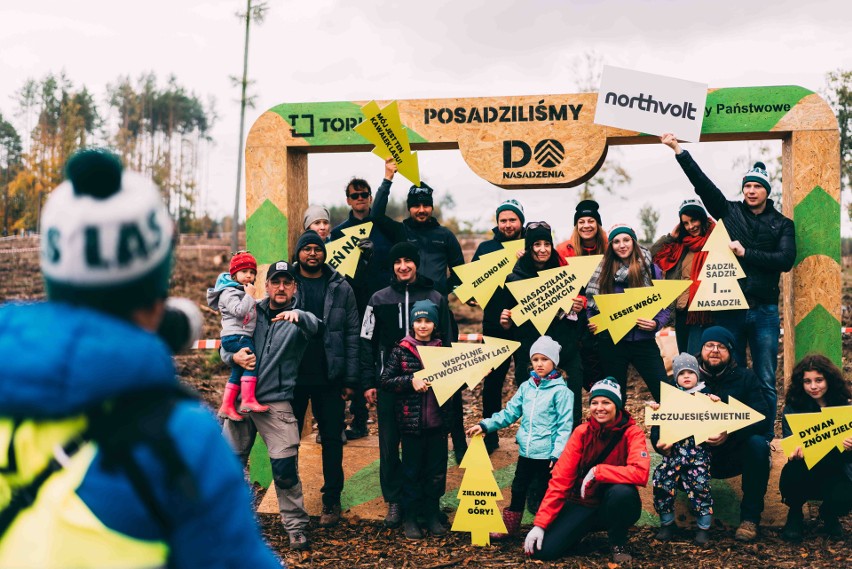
[795,305,842,366]
[793,186,841,266]
[249,434,272,488]
[246,199,288,265]
[702,86,813,134]
[269,101,427,147]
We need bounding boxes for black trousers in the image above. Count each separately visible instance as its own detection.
[401,429,448,517]
[481,357,512,449]
[534,484,641,561]
[377,389,403,504]
[292,385,345,506]
[780,451,852,517]
[596,335,665,402]
[508,456,551,512]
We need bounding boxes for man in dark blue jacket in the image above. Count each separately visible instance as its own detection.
[662,133,795,439]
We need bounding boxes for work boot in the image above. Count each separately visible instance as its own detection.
[490,509,522,540]
[425,512,448,536]
[238,377,269,413]
[655,523,675,541]
[384,502,402,529]
[217,383,244,421]
[781,509,804,543]
[735,520,758,542]
[288,530,310,551]
[319,503,341,527]
[403,514,423,540]
[693,528,711,547]
[610,544,632,564]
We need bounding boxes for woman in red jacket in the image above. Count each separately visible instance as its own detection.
[523,378,650,564]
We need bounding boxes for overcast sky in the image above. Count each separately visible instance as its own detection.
[2,0,851,239]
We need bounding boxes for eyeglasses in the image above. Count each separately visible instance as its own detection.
[526,221,551,231]
[408,186,433,196]
[347,191,371,200]
[301,246,324,255]
[703,342,729,353]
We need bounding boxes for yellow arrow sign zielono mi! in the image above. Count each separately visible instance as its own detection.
[415,336,520,406]
[452,239,525,307]
[325,222,372,279]
[354,101,420,185]
[780,405,852,469]
[589,279,689,343]
[646,382,766,445]
[505,256,603,335]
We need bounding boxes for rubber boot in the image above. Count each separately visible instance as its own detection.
[490,509,522,540]
[217,383,244,421]
[239,377,269,413]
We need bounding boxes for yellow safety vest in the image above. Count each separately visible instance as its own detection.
[0,417,169,568]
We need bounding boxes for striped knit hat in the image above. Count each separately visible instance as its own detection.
[589,377,623,409]
[742,161,771,194]
[607,223,637,243]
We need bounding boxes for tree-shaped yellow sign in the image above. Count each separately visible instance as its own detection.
[416,336,520,406]
[689,218,749,311]
[506,256,603,335]
[326,222,372,278]
[589,280,689,343]
[354,101,420,185]
[452,239,525,307]
[451,435,507,546]
[646,382,766,445]
[780,406,852,469]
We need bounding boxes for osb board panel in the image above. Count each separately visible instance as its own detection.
[783,131,841,206]
[773,93,838,132]
[791,255,841,325]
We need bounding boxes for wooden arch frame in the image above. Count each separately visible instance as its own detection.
[245,86,841,376]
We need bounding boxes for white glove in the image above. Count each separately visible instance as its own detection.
[580,466,596,498]
[523,525,545,555]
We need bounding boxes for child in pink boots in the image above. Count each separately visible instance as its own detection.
[207,251,268,420]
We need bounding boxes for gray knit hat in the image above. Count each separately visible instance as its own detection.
[530,335,561,367]
[302,204,330,230]
[672,353,701,383]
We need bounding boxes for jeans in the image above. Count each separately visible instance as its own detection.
[709,434,770,523]
[713,305,779,439]
[292,386,345,506]
[674,310,706,356]
[221,334,257,384]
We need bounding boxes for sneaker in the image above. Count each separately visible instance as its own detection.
[781,511,804,543]
[735,520,758,542]
[403,518,423,540]
[344,426,368,440]
[611,544,632,564]
[384,502,402,529]
[693,528,711,547]
[319,503,341,527]
[288,530,310,551]
[655,523,675,541]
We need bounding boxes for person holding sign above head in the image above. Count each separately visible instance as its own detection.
[651,199,716,355]
[359,242,456,529]
[779,354,851,542]
[585,224,669,403]
[470,198,526,455]
[661,133,796,440]
[523,379,650,564]
[466,336,574,541]
[378,300,453,540]
[674,326,774,542]
[496,221,584,428]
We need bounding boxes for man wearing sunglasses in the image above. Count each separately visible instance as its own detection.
[651,326,773,544]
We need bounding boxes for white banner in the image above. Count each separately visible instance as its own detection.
[594,66,708,142]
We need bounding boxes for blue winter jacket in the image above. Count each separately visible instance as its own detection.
[480,372,574,461]
[0,302,280,569]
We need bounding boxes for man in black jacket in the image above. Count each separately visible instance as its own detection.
[662,133,795,439]
[469,198,525,454]
[289,230,360,527]
[359,241,455,528]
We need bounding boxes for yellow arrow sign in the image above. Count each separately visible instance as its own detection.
[589,279,689,343]
[690,218,749,311]
[325,222,372,279]
[780,406,852,469]
[415,336,520,406]
[451,435,507,546]
[354,101,420,185]
[646,382,766,445]
[505,256,603,335]
[452,239,525,307]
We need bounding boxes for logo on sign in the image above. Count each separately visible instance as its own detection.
[503,139,564,168]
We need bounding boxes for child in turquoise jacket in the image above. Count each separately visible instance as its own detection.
[466,335,574,539]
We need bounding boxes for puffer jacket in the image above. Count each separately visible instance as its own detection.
[471,227,525,337]
[480,370,574,461]
[674,150,795,305]
[378,337,453,435]
[206,272,257,336]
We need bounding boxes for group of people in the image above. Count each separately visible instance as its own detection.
[1,132,849,568]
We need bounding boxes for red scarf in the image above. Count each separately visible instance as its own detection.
[569,411,633,504]
[652,222,715,326]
